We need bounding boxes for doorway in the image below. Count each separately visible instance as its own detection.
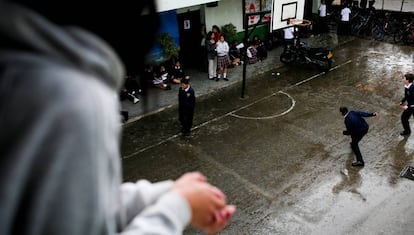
[177,10,201,69]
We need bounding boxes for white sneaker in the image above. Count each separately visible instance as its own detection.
[133,97,140,104]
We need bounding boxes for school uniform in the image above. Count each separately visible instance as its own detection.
[178,83,196,135]
[343,110,376,165]
[400,83,414,135]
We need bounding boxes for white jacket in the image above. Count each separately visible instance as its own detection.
[216,40,229,57]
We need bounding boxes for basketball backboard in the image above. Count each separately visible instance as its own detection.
[270,0,305,31]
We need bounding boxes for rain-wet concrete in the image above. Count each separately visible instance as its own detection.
[121,37,414,234]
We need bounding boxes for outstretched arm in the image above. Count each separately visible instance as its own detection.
[354,111,378,117]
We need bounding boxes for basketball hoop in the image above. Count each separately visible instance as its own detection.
[290,18,312,27]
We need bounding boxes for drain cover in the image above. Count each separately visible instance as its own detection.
[400,165,414,181]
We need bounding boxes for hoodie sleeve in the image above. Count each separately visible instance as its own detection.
[118,180,191,235]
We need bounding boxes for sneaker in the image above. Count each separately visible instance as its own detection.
[133,97,140,104]
[351,161,364,167]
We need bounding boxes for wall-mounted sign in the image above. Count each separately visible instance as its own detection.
[184,20,191,30]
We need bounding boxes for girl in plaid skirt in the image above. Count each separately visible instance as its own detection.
[216,35,230,81]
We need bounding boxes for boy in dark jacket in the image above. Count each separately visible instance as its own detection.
[178,78,196,136]
[340,106,378,166]
[399,73,414,136]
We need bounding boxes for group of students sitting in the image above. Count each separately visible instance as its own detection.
[142,60,186,91]
[120,60,189,104]
[228,35,268,66]
[145,60,189,90]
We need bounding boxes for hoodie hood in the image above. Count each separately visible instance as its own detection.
[0,1,125,90]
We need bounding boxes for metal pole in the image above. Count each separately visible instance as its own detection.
[241,15,248,99]
[401,0,404,12]
[241,10,271,99]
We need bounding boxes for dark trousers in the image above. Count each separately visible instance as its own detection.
[179,109,194,134]
[401,108,414,132]
[338,21,351,35]
[351,129,368,163]
[318,16,328,33]
[284,38,295,51]
[257,45,268,60]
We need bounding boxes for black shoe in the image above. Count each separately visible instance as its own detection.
[182,131,191,137]
[215,77,219,81]
[400,130,411,136]
[351,161,364,167]
[223,78,229,81]
[120,111,128,123]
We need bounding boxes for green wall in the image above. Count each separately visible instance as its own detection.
[233,24,269,43]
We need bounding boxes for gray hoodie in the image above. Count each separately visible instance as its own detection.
[0,2,190,234]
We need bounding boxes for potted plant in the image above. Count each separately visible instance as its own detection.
[156,32,180,67]
[220,23,237,41]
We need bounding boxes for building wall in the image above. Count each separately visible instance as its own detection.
[313,0,320,14]
[204,0,244,33]
[156,0,219,12]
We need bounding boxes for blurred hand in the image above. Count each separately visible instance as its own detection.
[401,105,408,110]
[172,172,236,234]
[400,103,408,110]
[204,204,236,235]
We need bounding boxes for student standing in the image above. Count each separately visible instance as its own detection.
[283,18,296,50]
[199,24,208,72]
[340,106,378,167]
[399,73,414,136]
[318,0,328,33]
[339,4,351,35]
[206,31,218,80]
[178,78,196,136]
[212,25,221,42]
[216,35,230,81]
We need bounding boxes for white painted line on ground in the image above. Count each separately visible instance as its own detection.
[229,91,296,120]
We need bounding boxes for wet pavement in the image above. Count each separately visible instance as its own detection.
[121,34,414,234]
